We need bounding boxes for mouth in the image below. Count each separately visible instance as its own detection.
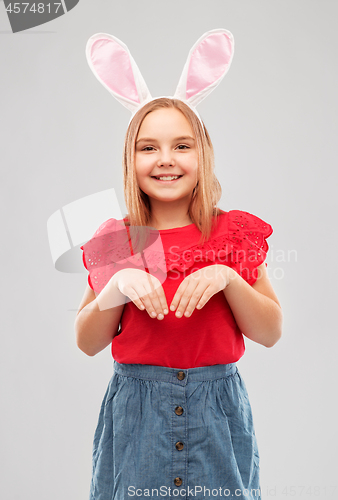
[151,175,183,183]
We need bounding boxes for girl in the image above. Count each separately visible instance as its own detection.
[76,31,282,500]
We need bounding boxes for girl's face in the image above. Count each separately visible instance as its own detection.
[135,107,199,204]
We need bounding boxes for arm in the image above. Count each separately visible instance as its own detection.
[75,279,126,357]
[223,263,283,348]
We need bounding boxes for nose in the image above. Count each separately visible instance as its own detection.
[157,148,175,167]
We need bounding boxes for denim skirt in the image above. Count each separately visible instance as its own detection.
[89,360,261,500]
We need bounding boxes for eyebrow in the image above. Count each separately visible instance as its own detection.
[136,136,195,144]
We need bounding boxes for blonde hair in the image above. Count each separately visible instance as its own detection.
[122,98,225,250]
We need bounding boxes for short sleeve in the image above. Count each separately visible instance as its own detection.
[80,218,119,293]
[227,210,273,286]
[80,219,167,294]
[80,218,141,294]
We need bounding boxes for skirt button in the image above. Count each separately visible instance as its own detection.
[177,371,185,380]
[175,441,184,451]
[174,477,183,486]
[175,406,184,415]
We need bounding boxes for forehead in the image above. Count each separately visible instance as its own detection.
[137,107,194,137]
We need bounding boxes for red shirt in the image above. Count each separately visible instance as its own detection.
[80,209,273,368]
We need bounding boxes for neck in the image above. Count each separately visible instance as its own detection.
[149,214,193,230]
[148,200,192,230]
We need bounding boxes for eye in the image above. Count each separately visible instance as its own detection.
[142,146,156,151]
[176,144,190,150]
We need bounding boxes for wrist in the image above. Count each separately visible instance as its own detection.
[97,275,126,311]
[224,266,239,290]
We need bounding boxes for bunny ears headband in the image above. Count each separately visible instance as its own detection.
[85,28,235,123]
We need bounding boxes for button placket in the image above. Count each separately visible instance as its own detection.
[172,371,187,490]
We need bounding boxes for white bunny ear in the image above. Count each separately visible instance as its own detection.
[174,28,235,108]
[86,33,152,114]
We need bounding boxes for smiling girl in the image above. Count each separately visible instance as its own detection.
[76,31,283,500]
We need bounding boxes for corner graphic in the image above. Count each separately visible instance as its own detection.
[3,0,79,33]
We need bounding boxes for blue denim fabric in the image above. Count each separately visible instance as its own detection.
[89,360,261,500]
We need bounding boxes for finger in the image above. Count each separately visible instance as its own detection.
[195,287,214,310]
[174,281,200,318]
[145,276,168,316]
[153,286,169,319]
[138,285,160,318]
[140,282,167,319]
[115,270,166,318]
[169,279,190,312]
[123,285,147,311]
[156,287,169,316]
[180,284,211,317]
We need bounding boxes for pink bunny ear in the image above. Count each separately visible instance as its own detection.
[174,29,235,108]
[86,33,152,113]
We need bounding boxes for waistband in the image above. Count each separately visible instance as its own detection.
[113,360,237,385]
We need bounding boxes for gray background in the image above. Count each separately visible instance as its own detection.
[1,1,337,498]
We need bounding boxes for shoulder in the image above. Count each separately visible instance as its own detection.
[226,209,273,238]
[226,209,274,286]
[80,218,130,274]
[91,218,117,238]
[210,208,273,237]
[80,217,127,250]
[79,217,141,293]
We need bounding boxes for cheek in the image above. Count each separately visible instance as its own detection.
[181,153,198,168]
[135,158,152,177]
[187,157,199,177]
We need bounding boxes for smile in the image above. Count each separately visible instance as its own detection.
[151,175,183,183]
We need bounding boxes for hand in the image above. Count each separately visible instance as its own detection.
[112,268,169,320]
[169,265,234,318]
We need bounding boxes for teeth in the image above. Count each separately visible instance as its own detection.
[156,176,179,181]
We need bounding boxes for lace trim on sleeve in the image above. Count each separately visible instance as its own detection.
[80,219,167,294]
[227,210,273,285]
